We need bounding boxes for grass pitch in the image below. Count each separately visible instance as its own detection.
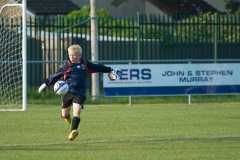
[0,103,240,159]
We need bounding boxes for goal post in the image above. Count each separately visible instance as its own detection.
[0,1,27,111]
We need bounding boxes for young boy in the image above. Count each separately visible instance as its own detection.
[38,44,122,141]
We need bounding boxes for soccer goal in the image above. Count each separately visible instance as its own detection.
[0,0,27,111]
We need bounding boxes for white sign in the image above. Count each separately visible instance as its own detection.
[104,63,240,96]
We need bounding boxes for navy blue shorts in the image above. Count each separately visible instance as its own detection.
[62,91,85,109]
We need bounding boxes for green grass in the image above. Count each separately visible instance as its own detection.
[27,93,240,105]
[0,103,240,159]
[24,86,240,105]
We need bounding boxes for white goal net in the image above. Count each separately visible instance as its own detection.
[0,0,27,111]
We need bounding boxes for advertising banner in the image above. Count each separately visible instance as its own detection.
[103,63,240,96]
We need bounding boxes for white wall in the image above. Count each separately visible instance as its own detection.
[70,0,226,18]
[145,1,166,16]
[204,0,226,13]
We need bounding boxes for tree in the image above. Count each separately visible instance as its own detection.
[224,0,240,13]
[68,5,113,18]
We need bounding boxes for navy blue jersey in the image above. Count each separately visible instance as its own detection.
[44,59,112,98]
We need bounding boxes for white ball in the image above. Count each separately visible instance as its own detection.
[53,81,69,95]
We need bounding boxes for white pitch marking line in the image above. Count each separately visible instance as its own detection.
[0,135,239,147]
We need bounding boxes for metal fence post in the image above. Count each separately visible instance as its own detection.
[129,60,132,106]
[188,61,191,105]
[214,13,218,63]
[137,12,140,61]
[57,15,61,61]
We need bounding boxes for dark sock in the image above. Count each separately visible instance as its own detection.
[71,116,80,131]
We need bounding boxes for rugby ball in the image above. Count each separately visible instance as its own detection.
[53,81,69,95]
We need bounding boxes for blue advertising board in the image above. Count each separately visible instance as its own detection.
[103,63,240,96]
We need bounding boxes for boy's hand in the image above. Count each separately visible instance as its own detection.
[38,83,47,93]
[111,69,122,78]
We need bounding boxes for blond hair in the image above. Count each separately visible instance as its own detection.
[68,44,82,56]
